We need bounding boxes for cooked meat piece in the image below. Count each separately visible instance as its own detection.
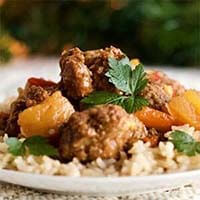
[84,46,124,68]
[60,47,94,100]
[0,112,9,131]
[24,85,49,107]
[59,46,125,100]
[141,82,171,110]
[24,78,58,107]
[59,104,147,162]
[5,96,26,136]
[84,49,102,66]
[147,71,185,96]
[26,78,58,97]
[5,78,57,136]
[87,46,125,93]
[140,71,185,110]
[126,115,148,147]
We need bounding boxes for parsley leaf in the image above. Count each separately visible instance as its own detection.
[132,64,148,95]
[81,91,124,105]
[6,138,25,156]
[170,130,200,156]
[121,97,135,113]
[6,136,58,157]
[106,59,148,96]
[81,57,149,113]
[132,96,149,112]
[24,136,59,156]
[105,57,132,94]
[81,91,132,110]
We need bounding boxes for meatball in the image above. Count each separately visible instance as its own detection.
[127,115,149,147]
[59,104,147,162]
[147,71,185,96]
[0,112,9,131]
[60,47,94,100]
[5,78,57,136]
[5,91,27,136]
[87,46,125,93]
[84,49,103,66]
[141,82,171,110]
[141,70,185,110]
[59,46,125,100]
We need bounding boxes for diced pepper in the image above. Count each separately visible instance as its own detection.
[27,77,57,87]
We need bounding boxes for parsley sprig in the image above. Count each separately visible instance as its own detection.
[170,130,200,156]
[81,57,148,113]
[6,136,58,157]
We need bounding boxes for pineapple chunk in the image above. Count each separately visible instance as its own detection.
[184,90,200,115]
[167,95,200,130]
[18,91,74,138]
[163,85,173,98]
[130,58,140,68]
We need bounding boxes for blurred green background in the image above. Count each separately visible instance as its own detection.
[0,0,199,66]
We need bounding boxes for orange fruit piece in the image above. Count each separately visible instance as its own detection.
[18,91,74,138]
[167,95,200,130]
[135,107,176,132]
[184,90,200,116]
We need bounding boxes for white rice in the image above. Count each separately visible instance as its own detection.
[0,98,200,177]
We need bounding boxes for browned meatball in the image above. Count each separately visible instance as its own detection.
[60,48,94,100]
[59,46,125,100]
[0,112,9,131]
[141,82,171,110]
[141,70,185,110]
[87,46,125,93]
[147,71,185,96]
[5,99,25,136]
[24,77,58,106]
[59,104,147,162]
[5,78,57,136]
[84,49,103,66]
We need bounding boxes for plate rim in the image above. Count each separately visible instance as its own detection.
[1,168,200,182]
[1,165,200,196]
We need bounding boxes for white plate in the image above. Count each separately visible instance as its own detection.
[0,169,200,196]
[0,60,200,196]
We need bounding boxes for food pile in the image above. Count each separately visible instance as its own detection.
[0,46,200,176]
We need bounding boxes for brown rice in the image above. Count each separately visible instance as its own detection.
[0,98,200,177]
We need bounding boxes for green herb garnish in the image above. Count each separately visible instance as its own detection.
[170,130,200,156]
[6,138,25,156]
[81,57,148,113]
[6,136,58,157]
